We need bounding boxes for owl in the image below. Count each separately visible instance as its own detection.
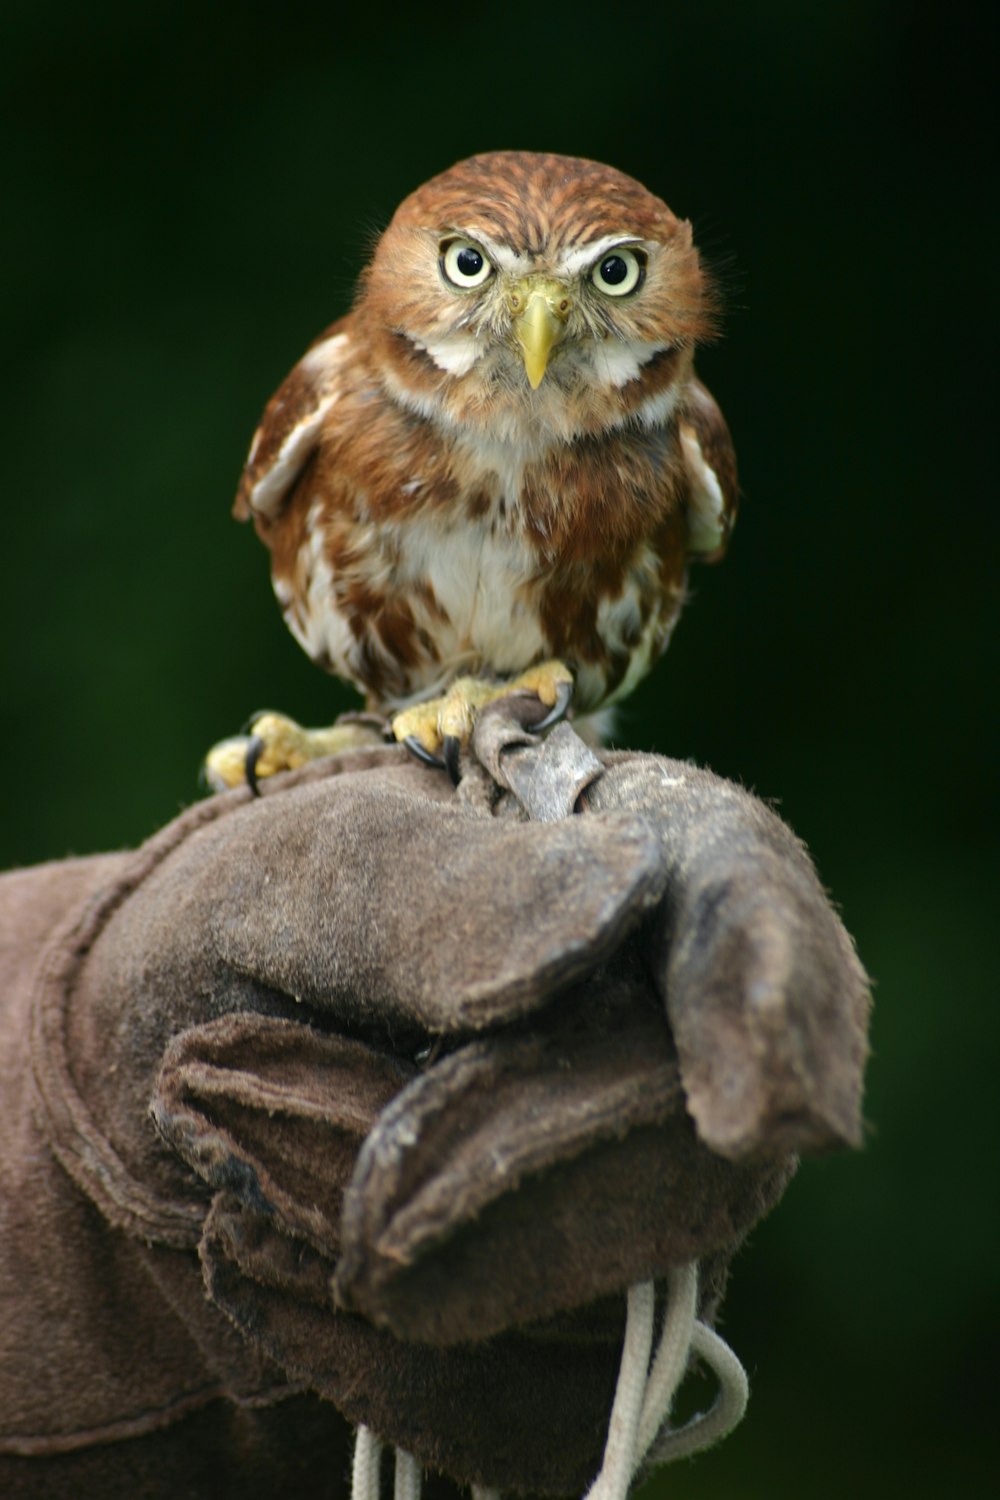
[207,150,737,788]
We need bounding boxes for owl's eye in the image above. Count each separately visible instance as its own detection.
[591,248,645,297]
[440,239,493,289]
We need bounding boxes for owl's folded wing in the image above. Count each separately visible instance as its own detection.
[233,319,353,524]
[678,377,740,562]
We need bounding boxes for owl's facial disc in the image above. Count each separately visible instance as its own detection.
[506,277,573,389]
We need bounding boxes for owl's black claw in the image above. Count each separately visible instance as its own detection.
[533,679,574,732]
[403,735,447,771]
[442,735,462,787]
[244,735,265,798]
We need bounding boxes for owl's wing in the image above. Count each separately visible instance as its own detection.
[233,320,353,524]
[677,378,739,563]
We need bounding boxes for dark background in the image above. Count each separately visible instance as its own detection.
[1,2,995,1495]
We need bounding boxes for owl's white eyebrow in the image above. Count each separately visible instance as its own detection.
[557,236,649,278]
[475,234,533,277]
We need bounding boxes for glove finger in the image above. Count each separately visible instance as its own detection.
[207,779,667,1033]
[582,756,872,1159]
[151,1014,415,1257]
[334,974,794,1344]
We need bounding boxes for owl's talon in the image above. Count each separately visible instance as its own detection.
[403,735,446,770]
[203,713,386,792]
[244,735,266,798]
[391,660,575,779]
[532,678,574,732]
[442,735,462,787]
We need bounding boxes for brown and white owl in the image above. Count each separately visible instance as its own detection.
[207,150,737,787]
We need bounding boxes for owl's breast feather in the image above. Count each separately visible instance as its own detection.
[379,509,549,682]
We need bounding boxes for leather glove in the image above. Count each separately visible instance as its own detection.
[6,730,869,1497]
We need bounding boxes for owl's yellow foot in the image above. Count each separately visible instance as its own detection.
[203,711,386,794]
[391,660,574,783]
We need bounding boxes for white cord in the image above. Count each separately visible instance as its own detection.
[647,1319,749,1464]
[393,1447,422,1500]
[586,1265,749,1500]
[350,1263,748,1500]
[584,1282,657,1500]
[351,1426,383,1500]
[635,1262,699,1458]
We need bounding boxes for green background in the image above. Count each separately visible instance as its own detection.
[1,2,995,1495]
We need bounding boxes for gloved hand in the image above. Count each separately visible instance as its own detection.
[3,727,870,1498]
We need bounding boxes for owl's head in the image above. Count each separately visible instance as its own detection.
[360,151,715,439]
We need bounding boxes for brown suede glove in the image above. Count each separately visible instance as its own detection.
[0,727,870,1499]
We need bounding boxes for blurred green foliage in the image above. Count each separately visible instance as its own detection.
[1,2,995,1495]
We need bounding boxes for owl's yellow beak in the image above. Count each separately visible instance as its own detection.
[509,279,573,389]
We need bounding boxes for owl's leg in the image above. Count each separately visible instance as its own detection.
[203,711,386,794]
[391,660,574,784]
